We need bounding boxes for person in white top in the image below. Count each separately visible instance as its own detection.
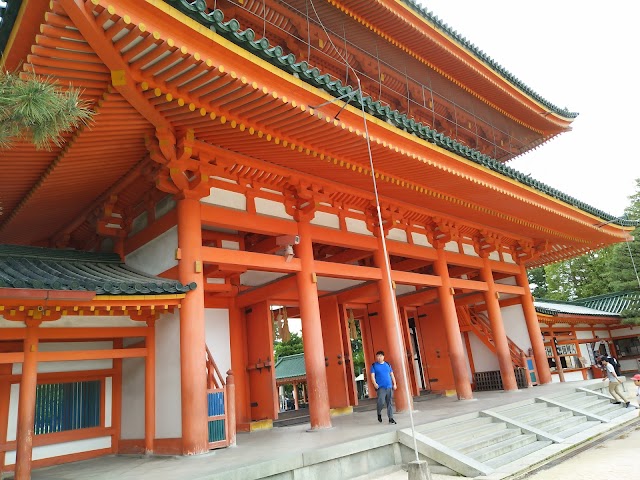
[600,357,629,408]
[633,373,640,415]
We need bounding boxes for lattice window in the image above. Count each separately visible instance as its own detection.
[34,380,101,435]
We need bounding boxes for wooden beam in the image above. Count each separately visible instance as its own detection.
[321,249,371,264]
[38,348,147,362]
[201,204,298,236]
[201,246,301,273]
[236,275,298,308]
[392,270,442,287]
[314,261,381,280]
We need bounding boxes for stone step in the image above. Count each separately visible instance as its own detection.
[556,420,601,439]
[589,402,623,416]
[485,440,554,469]
[433,421,507,445]
[550,392,587,403]
[499,402,550,418]
[507,405,561,423]
[546,415,588,435]
[528,410,575,430]
[603,405,632,420]
[450,427,522,454]
[468,433,537,463]
[418,414,489,435]
[571,397,611,410]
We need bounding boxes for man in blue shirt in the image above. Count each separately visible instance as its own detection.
[370,350,397,424]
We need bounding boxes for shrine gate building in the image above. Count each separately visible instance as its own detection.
[0,0,636,478]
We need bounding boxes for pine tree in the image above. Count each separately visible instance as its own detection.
[0,71,93,150]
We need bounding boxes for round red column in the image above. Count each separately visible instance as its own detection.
[372,236,411,412]
[15,324,39,480]
[177,198,208,454]
[433,249,473,400]
[294,220,332,429]
[480,256,518,391]
[516,265,552,384]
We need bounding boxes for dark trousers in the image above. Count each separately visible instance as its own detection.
[376,387,394,420]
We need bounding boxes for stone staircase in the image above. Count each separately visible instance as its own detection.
[397,384,636,478]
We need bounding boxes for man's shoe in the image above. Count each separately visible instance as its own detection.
[613,401,621,404]
[377,414,382,423]
[626,402,631,408]
[389,418,397,425]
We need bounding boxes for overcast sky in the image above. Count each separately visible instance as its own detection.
[416,1,640,218]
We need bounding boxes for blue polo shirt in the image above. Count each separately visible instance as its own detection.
[370,361,393,389]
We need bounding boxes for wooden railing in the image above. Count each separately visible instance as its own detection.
[458,307,526,367]
[205,345,236,449]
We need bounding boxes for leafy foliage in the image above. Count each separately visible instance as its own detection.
[530,178,640,301]
[274,332,303,362]
[0,71,94,150]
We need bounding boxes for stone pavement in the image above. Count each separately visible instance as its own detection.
[23,379,640,480]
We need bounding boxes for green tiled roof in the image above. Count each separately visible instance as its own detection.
[0,244,196,295]
[572,291,640,315]
[275,353,306,380]
[162,1,637,228]
[534,299,620,318]
[400,0,576,119]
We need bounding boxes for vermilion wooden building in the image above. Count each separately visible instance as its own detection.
[0,0,636,477]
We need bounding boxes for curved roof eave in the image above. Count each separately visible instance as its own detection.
[163,2,636,229]
[398,0,578,120]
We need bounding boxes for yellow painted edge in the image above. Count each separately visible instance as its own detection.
[443,389,457,397]
[249,419,273,431]
[330,406,354,417]
[0,0,32,70]
[138,1,620,231]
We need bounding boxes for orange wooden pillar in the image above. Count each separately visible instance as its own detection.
[295,220,331,429]
[372,236,410,412]
[177,198,208,454]
[228,300,250,431]
[515,265,552,384]
[14,323,39,480]
[479,256,517,391]
[319,297,350,410]
[432,249,473,399]
[144,320,156,454]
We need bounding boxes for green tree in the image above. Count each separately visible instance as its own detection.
[542,249,613,301]
[527,267,548,298]
[274,332,304,362]
[607,178,640,292]
[0,71,93,149]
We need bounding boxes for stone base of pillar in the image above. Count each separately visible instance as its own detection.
[408,460,432,480]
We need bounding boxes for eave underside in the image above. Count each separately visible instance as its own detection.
[0,0,631,268]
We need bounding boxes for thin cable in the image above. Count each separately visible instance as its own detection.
[356,77,420,463]
[625,237,640,289]
[308,0,423,464]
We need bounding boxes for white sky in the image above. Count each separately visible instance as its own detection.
[417,1,640,217]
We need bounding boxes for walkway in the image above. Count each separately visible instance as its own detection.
[22,380,639,480]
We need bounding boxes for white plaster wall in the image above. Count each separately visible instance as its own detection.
[503,252,515,264]
[579,344,593,366]
[488,251,500,261]
[500,305,531,353]
[121,356,145,440]
[125,226,178,276]
[345,218,373,236]
[40,315,143,328]
[468,334,499,371]
[154,311,182,439]
[254,198,293,220]
[461,244,477,257]
[12,342,113,374]
[612,326,640,337]
[310,211,340,229]
[444,241,459,253]
[410,232,431,247]
[0,317,25,328]
[576,330,594,340]
[201,187,246,211]
[395,285,416,296]
[7,384,19,441]
[5,437,112,465]
[205,309,231,379]
[387,228,407,243]
[495,276,517,286]
[595,330,610,337]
